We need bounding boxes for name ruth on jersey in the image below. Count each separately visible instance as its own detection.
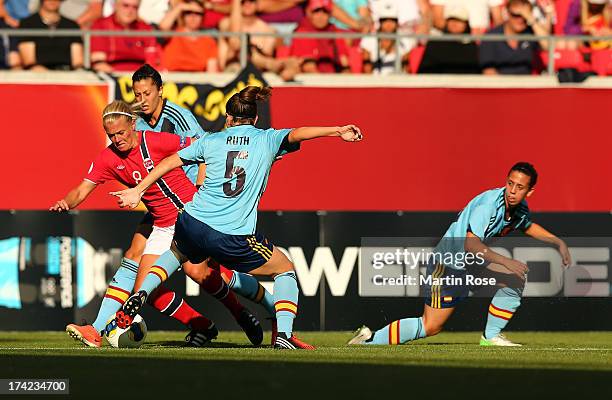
[227,136,250,145]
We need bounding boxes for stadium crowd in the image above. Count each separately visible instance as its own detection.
[0,0,611,76]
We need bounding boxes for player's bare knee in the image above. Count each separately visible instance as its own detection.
[422,314,444,337]
[272,260,295,277]
[183,263,211,284]
[423,322,443,337]
[123,248,140,262]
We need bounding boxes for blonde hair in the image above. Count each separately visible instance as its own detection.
[102,100,136,126]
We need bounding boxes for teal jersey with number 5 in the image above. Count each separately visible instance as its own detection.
[177,124,298,235]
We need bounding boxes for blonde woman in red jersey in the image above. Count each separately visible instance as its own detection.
[51,100,262,348]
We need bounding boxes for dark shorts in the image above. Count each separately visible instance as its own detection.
[139,212,154,226]
[423,263,469,309]
[174,210,274,273]
[134,212,154,238]
[423,261,524,309]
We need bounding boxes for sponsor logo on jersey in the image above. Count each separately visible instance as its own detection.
[143,158,154,169]
[116,165,125,170]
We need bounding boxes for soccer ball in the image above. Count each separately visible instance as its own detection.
[104,313,147,348]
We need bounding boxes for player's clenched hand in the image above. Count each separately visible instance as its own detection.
[338,125,363,142]
[504,259,529,282]
[559,241,572,268]
[49,200,70,212]
[110,188,142,209]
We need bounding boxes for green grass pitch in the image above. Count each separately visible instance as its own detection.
[1,331,610,398]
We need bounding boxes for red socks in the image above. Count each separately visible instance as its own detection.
[199,267,244,319]
[148,285,212,331]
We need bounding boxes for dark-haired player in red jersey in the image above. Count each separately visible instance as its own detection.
[51,100,262,348]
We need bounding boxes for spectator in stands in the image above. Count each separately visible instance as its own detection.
[201,0,231,28]
[91,0,159,72]
[103,0,173,26]
[290,0,350,73]
[256,0,307,23]
[158,0,219,71]
[60,0,103,28]
[360,1,409,74]
[419,5,480,74]
[219,0,276,69]
[480,0,550,75]
[528,0,555,32]
[257,0,364,31]
[219,0,300,80]
[0,18,20,68]
[565,0,611,49]
[332,0,372,31]
[431,0,504,33]
[369,0,432,53]
[369,0,431,32]
[0,0,31,27]
[18,0,83,70]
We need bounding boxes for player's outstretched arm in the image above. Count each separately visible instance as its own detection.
[465,232,529,281]
[110,154,184,209]
[524,223,572,267]
[288,125,363,143]
[49,180,96,212]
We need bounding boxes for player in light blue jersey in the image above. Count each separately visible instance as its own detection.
[134,65,290,343]
[130,65,267,345]
[350,162,573,347]
[110,85,364,349]
[132,64,206,185]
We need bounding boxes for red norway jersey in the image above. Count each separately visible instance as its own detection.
[85,131,197,227]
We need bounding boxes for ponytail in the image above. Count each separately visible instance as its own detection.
[226,86,272,121]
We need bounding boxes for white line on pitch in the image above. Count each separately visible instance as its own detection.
[0,347,96,350]
[545,348,610,351]
[1,347,610,352]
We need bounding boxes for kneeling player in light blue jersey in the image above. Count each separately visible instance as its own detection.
[349,162,573,347]
[111,85,364,349]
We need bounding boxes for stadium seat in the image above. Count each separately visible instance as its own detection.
[591,49,612,76]
[348,46,363,73]
[409,45,425,74]
[276,44,362,72]
[269,22,298,46]
[540,49,591,72]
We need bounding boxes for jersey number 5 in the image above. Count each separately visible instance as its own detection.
[223,151,246,197]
